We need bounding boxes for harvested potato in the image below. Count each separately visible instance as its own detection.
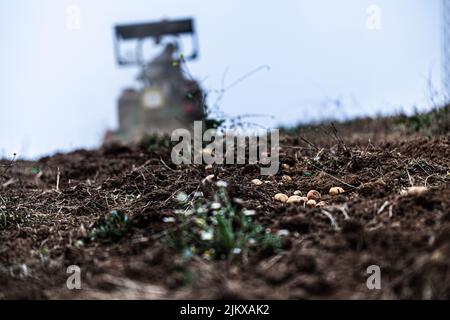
[78,224,87,238]
[316,201,327,208]
[307,190,321,202]
[287,195,308,204]
[293,190,302,196]
[282,175,292,182]
[202,175,215,184]
[306,199,317,208]
[274,193,289,203]
[252,179,263,186]
[205,164,213,171]
[329,187,345,196]
[406,186,428,197]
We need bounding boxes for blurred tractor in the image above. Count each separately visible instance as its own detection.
[105,18,204,143]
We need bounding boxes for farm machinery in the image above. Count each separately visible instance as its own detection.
[105,18,204,143]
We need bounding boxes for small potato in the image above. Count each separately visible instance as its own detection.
[274,193,289,203]
[406,186,428,197]
[202,174,215,184]
[306,199,317,208]
[287,195,307,204]
[205,164,213,171]
[282,164,290,170]
[293,190,302,196]
[78,224,87,238]
[252,179,263,186]
[316,201,327,208]
[282,175,292,182]
[329,187,345,196]
[307,190,321,202]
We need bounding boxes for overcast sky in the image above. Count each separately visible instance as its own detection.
[0,0,442,158]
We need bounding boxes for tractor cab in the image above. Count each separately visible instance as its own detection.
[105,18,204,144]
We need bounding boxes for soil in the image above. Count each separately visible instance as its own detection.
[0,117,449,300]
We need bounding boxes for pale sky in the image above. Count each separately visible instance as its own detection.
[0,0,442,158]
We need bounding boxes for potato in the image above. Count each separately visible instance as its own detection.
[307,190,321,202]
[306,199,317,208]
[202,174,215,184]
[406,186,428,197]
[274,193,289,203]
[329,187,345,196]
[316,201,327,208]
[293,190,302,196]
[252,179,263,186]
[287,195,308,204]
[282,175,292,182]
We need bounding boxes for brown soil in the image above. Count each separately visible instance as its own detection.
[0,119,449,300]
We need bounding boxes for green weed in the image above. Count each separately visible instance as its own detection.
[88,210,130,243]
[139,134,173,153]
[165,182,281,260]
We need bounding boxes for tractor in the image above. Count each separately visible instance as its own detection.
[104,18,204,144]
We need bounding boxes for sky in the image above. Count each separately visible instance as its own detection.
[0,0,443,159]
